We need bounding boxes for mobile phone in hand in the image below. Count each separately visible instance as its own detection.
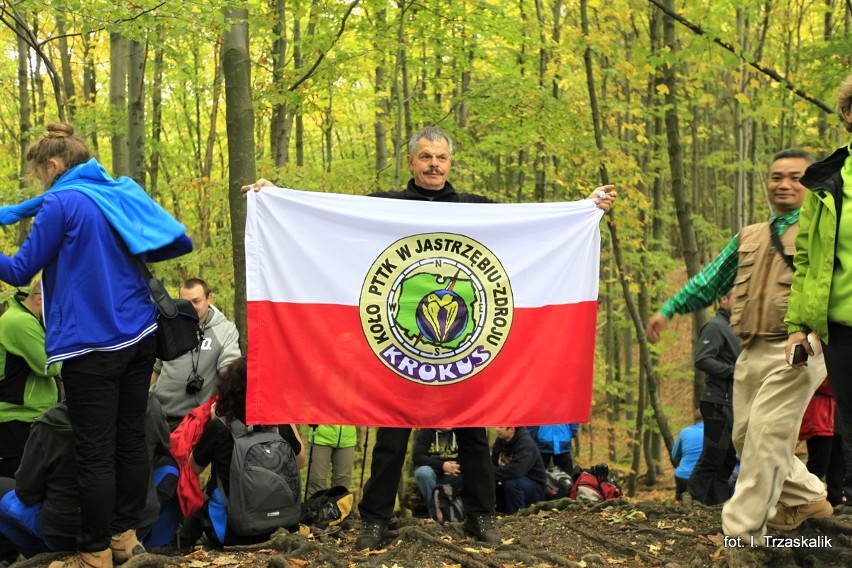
[788,344,808,366]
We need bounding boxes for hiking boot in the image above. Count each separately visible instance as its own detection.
[766,499,833,531]
[355,521,387,550]
[463,513,501,544]
[109,529,145,563]
[49,550,112,568]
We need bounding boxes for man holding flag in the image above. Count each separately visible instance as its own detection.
[243,126,616,549]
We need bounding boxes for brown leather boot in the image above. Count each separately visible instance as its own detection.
[48,549,113,568]
[109,529,145,564]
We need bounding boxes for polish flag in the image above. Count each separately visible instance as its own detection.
[245,187,603,427]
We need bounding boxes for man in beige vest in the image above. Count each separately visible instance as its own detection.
[647,149,833,541]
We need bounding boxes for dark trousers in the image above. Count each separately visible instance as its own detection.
[540,452,574,476]
[823,322,852,503]
[496,476,544,514]
[674,476,689,501]
[62,336,155,552]
[358,427,495,523]
[806,435,845,506]
[687,401,737,505]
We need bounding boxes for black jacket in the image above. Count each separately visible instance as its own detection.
[694,308,742,405]
[15,395,170,542]
[413,429,458,475]
[370,180,494,203]
[491,427,547,487]
[14,403,79,542]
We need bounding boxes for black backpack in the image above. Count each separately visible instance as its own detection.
[300,485,354,528]
[218,418,301,535]
[432,483,464,525]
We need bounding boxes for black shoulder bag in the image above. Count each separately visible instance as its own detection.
[769,221,795,271]
[133,257,203,361]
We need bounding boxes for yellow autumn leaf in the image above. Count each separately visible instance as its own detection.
[656,84,670,95]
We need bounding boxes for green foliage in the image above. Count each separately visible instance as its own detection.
[0,0,849,472]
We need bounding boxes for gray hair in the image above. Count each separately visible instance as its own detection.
[408,127,454,156]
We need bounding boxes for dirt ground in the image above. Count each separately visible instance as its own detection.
[13,492,851,568]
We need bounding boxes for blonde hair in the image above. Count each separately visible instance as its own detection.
[838,74,852,133]
[25,123,91,182]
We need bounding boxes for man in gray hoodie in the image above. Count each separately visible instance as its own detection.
[149,278,241,430]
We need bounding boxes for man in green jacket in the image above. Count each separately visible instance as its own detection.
[647,150,832,541]
[0,281,62,477]
[306,425,357,496]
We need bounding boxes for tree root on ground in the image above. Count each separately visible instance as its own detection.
[222,531,349,568]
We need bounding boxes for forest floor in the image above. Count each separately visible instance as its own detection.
[15,272,852,567]
[14,489,851,568]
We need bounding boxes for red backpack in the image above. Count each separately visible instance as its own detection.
[569,468,623,504]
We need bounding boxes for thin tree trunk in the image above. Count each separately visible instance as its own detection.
[271,0,289,166]
[17,27,30,187]
[374,51,389,178]
[56,13,75,120]
[661,0,706,409]
[82,32,98,152]
[150,46,164,199]
[223,3,255,349]
[391,1,409,189]
[128,39,146,187]
[110,32,129,177]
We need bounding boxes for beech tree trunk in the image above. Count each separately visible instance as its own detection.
[223,3,255,347]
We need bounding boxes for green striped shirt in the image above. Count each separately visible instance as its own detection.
[659,210,800,319]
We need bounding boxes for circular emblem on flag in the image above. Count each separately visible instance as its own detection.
[359,232,514,385]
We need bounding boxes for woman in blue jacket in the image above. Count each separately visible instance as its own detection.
[528,424,579,475]
[0,123,192,568]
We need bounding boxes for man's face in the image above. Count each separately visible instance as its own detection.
[766,157,810,214]
[180,284,211,323]
[495,427,515,441]
[406,137,453,191]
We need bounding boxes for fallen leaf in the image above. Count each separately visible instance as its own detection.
[287,560,309,567]
[211,555,239,566]
[656,521,674,529]
[187,562,210,568]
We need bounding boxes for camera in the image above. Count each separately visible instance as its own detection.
[186,372,204,394]
[590,463,610,482]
